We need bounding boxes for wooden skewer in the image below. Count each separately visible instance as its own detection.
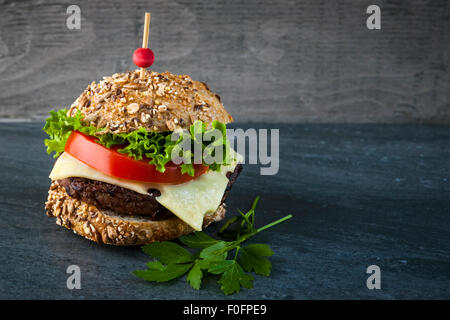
[140,12,151,79]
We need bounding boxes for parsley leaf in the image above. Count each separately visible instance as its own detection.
[132,262,193,282]
[141,241,193,264]
[133,197,293,295]
[199,241,229,261]
[133,242,194,283]
[240,244,273,276]
[208,260,254,295]
[186,260,205,290]
[179,231,220,249]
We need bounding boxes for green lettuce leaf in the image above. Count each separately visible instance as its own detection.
[42,109,231,176]
[43,109,101,157]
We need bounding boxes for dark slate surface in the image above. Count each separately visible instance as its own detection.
[0,122,449,299]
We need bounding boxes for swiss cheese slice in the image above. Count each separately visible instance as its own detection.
[49,152,239,231]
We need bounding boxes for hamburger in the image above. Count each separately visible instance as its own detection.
[44,69,242,245]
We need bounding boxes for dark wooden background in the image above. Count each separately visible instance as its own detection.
[0,0,448,123]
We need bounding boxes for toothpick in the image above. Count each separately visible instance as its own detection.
[140,12,151,79]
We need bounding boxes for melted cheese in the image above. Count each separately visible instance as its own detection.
[50,152,239,231]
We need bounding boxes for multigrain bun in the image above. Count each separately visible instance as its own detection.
[45,69,240,245]
[68,69,233,134]
[45,181,226,246]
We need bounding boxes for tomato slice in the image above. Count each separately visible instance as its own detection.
[64,131,208,184]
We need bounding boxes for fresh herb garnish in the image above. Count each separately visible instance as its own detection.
[133,197,292,295]
[42,109,231,176]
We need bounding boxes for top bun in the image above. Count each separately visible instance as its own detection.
[68,69,233,133]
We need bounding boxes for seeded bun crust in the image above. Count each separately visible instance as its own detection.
[67,69,233,134]
[45,181,226,246]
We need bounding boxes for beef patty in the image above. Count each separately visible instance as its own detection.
[58,164,242,218]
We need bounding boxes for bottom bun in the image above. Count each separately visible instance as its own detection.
[45,181,226,246]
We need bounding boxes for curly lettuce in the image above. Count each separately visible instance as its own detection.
[42,109,231,176]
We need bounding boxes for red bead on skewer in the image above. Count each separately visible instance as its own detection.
[133,48,154,68]
[135,12,153,78]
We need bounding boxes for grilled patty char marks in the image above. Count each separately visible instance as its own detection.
[57,164,242,218]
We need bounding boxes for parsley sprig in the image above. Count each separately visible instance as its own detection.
[133,197,292,295]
